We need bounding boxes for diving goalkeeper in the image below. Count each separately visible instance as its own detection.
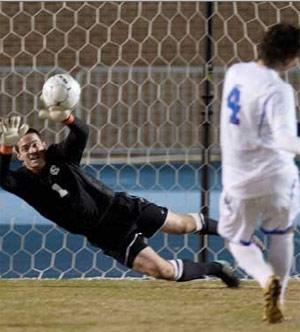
[0,109,238,286]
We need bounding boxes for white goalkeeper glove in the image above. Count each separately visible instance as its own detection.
[0,116,29,146]
[38,106,72,122]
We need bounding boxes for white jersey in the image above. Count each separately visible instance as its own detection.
[220,62,299,198]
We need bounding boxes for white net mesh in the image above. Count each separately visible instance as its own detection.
[0,1,300,278]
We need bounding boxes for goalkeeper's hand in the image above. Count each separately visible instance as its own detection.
[38,106,72,122]
[0,116,29,146]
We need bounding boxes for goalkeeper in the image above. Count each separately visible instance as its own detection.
[0,109,238,287]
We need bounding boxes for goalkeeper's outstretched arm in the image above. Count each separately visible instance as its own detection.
[0,147,15,190]
[0,117,28,191]
[57,114,89,165]
[39,106,89,165]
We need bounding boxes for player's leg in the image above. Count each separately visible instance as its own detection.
[162,211,264,248]
[265,180,299,306]
[219,193,274,285]
[219,193,283,323]
[228,240,283,324]
[261,184,299,306]
[160,210,218,235]
[96,196,239,288]
[268,231,294,305]
[228,242,273,287]
[131,244,239,287]
[228,240,284,324]
[128,194,218,237]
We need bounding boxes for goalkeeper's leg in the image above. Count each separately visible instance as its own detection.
[132,246,239,288]
[161,210,218,235]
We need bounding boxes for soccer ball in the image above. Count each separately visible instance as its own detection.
[42,74,81,109]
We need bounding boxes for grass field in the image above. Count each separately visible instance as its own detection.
[0,279,299,332]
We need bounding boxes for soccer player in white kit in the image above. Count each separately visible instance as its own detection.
[219,23,300,324]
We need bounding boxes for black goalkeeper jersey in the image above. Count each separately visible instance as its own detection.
[0,117,114,235]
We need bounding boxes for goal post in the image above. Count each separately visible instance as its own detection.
[0,1,300,278]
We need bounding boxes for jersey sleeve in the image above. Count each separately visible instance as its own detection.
[0,147,21,193]
[55,116,89,165]
[268,84,296,133]
[266,84,300,154]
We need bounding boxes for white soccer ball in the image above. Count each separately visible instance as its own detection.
[42,74,81,109]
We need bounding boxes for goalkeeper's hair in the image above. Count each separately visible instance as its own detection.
[258,22,300,68]
[15,128,42,152]
[24,128,41,136]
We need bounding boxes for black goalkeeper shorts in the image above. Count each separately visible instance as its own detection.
[88,192,168,268]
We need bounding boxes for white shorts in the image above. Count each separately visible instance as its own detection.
[218,179,300,245]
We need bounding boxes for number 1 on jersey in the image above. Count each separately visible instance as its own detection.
[227,87,241,125]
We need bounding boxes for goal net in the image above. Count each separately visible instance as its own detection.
[0,1,300,278]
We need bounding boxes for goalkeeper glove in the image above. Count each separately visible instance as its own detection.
[0,116,29,146]
[38,106,72,122]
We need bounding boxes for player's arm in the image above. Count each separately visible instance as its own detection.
[39,107,89,164]
[0,148,19,190]
[0,117,28,190]
[58,114,89,164]
[267,86,300,154]
[274,131,300,154]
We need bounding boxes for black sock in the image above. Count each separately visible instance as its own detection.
[177,260,221,282]
[199,217,218,235]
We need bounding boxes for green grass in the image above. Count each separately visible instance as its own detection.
[0,279,299,332]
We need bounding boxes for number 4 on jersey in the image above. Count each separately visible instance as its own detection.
[227,87,241,125]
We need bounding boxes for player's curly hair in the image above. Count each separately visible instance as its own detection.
[258,22,300,68]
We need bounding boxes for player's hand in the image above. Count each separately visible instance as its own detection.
[38,106,72,122]
[0,116,29,146]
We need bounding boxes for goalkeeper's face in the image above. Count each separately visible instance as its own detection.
[16,133,46,173]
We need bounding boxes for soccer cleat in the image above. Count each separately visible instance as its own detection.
[263,275,284,324]
[211,260,240,288]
